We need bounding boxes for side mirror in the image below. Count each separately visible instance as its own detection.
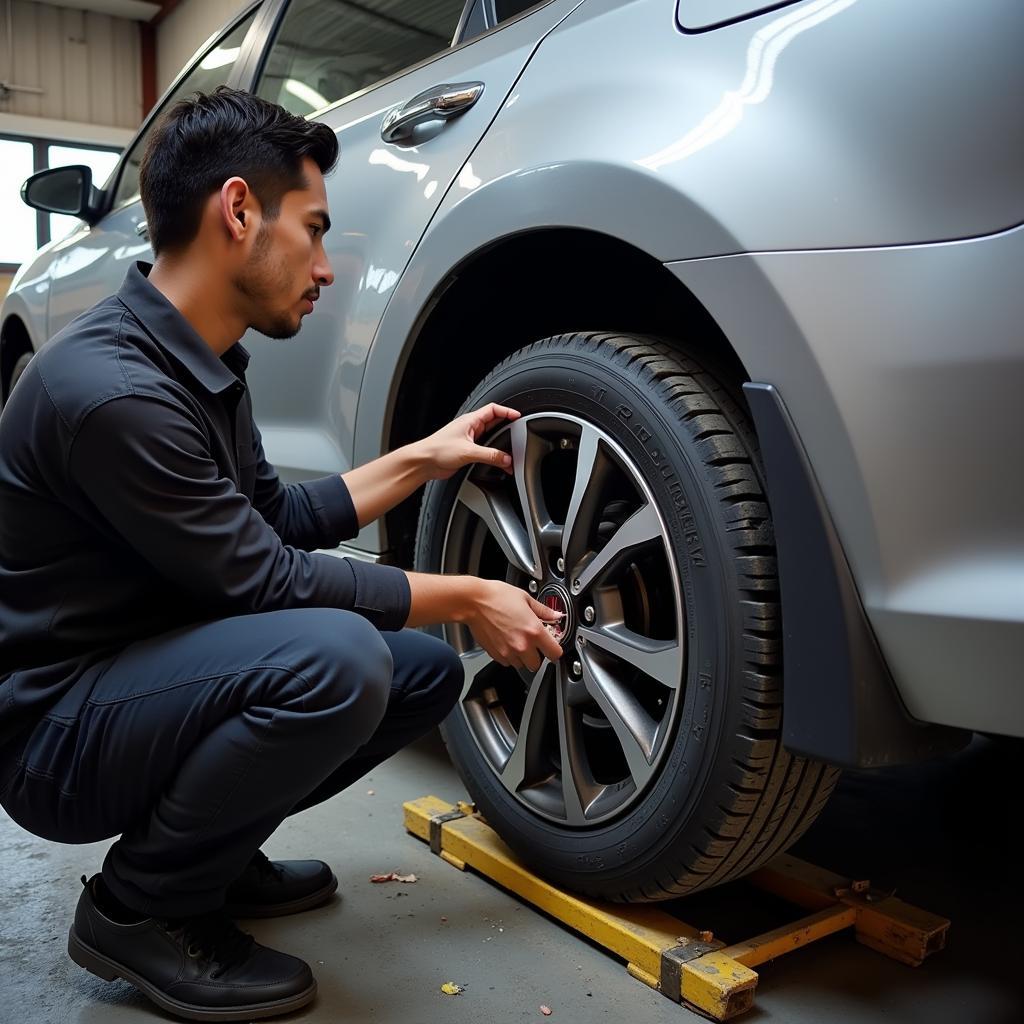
[20,165,102,224]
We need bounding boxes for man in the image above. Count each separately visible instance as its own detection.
[0,87,563,1021]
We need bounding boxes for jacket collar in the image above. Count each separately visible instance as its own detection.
[116,261,250,393]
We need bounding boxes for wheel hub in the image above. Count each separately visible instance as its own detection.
[537,581,573,646]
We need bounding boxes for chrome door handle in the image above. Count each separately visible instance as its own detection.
[135,220,149,239]
[381,81,484,144]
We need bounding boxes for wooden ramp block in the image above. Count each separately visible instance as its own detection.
[404,796,949,1019]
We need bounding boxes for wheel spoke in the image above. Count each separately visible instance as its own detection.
[458,479,536,577]
[561,423,603,572]
[500,662,552,792]
[578,625,682,690]
[555,668,589,825]
[574,502,662,591]
[510,418,545,580]
[580,654,658,791]
[457,647,493,700]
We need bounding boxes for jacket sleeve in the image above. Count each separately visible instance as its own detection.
[67,394,410,630]
[249,419,361,550]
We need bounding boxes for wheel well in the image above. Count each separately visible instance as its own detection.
[1,315,33,403]
[385,228,749,565]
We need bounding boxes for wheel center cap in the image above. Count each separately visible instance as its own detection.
[538,583,573,644]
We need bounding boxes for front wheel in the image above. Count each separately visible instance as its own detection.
[415,333,839,900]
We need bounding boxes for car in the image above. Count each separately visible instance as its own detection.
[3,0,1022,903]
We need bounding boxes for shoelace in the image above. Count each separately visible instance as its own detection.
[170,911,256,980]
[249,849,285,883]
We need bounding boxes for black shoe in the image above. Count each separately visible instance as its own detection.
[224,849,338,919]
[68,875,316,1021]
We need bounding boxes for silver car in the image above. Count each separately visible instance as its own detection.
[3,0,1021,901]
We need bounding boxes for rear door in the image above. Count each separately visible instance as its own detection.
[242,0,583,501]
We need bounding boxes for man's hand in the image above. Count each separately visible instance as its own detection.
[404,573,564,672]
[463,579,564,672]
[416,403,521,480]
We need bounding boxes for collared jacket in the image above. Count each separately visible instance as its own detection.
[0,262,411,748]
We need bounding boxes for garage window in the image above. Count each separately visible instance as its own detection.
[1,136,121,271]
[256,0,467,116]
[0,139,37,267]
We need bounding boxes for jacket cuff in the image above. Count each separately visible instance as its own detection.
[298,474,359,545]
[346,558,411,632]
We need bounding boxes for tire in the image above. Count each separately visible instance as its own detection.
[414,332,840,901]
[6,351,33,403]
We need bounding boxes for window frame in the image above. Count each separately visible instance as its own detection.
[0,133,121,274]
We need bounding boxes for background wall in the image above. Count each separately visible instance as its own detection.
[0,0,141,129]
[156,0,248,92]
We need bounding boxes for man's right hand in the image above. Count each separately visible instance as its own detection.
[464,578,564,672]
[404,572,564,671]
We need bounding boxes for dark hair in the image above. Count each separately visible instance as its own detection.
[139,86,339,256]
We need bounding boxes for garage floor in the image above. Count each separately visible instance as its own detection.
[2,731,1022,1024]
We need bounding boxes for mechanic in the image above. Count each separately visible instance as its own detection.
[0,86,564,1022]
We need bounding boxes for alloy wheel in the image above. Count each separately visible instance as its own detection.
[441,412,686,826]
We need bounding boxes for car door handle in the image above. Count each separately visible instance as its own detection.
[380,82,484,144]
[135,220,149,239]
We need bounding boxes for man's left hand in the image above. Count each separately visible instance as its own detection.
[418,403,521,480]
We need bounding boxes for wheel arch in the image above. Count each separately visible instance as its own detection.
[369,223,969,769]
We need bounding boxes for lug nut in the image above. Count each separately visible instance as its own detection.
[556,557,565,573]
[571,579,581,594]
[559,438,570,449]
[528,580,538,593]
[584,606,595,624]
[571,660,582,678]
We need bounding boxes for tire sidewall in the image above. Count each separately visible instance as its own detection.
[416,339,744,888]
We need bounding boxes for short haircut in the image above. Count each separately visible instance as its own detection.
[139,86,339,256]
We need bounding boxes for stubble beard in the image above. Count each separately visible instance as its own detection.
[233,224,302,340]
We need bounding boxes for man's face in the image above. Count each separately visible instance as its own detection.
[232,157,334,340]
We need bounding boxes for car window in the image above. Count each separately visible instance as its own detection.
[256,0,467,117]
[492,0,544,22]
[111,8,258,208]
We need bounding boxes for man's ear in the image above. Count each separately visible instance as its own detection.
[219,177,255,242]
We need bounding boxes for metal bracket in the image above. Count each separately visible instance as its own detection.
[429,809,466,854]
[660,939,719,1002]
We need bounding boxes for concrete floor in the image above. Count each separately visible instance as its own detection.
[2,730,1022,1024]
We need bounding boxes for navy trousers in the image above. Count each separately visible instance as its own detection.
[0,608,463,917]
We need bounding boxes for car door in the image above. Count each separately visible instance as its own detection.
[242,0,583,510]
[45,3,267,337]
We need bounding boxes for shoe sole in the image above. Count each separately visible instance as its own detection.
[223,873,339,920]
[67,928,317,1022]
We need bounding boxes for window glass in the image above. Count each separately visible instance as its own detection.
[257,0,466,117]
[111,8,258,208]
[0,139,38,265]
[47,145,122,242]
[493,0,543,23]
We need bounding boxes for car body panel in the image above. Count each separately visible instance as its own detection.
[667,223,1024,735]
